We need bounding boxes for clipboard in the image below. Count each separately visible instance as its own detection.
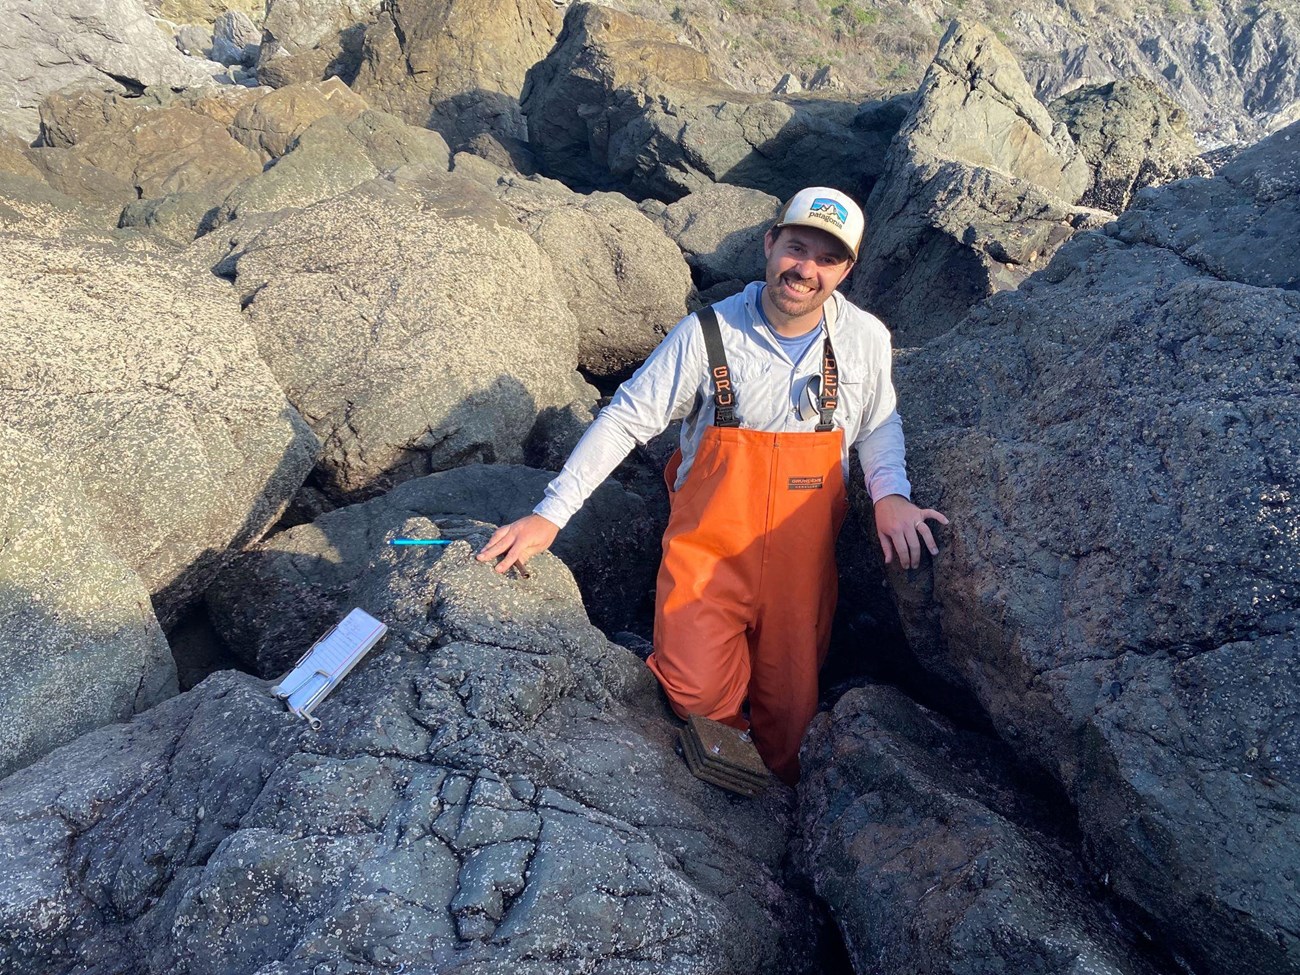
[271,608,388,729]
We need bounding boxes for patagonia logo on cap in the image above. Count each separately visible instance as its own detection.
[808,198,848,229]
[788,475,824,491]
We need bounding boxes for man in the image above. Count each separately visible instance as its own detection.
[477,187,946,783]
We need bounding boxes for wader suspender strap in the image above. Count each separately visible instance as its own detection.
[816,336,839,433]
[698,305,740,428]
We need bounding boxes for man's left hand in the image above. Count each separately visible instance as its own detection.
[873,494,949,570]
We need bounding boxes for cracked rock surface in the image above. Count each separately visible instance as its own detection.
[0,527,819,975]
[882,119,1300,975]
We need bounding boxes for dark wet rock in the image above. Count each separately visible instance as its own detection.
[0,531,819,975]
[884,120,1300,975]
[0,215,318,627]
[351,0,562,149]
[521,3,902,203]
[647,183,779,290]
[0,424,176,780]
[207,465,659,674]
[798,685,1166,975]
[1050,78,1214,213]
[228,174,594,503]
[851,20,1097,346]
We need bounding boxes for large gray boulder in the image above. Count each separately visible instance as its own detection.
[229,174,595,503]
[798,685,1165,975]
[0,212,319,626]
[521,3,904,203]
[881,120,1300,975]
[1049,77,1214,213]
[256,0,380,88]
[210,9,261,67]
[851,20,1098,345]
[0,424,176,780]
[646,182,780,289]
[351,0,563,149]
[0,531,820,974]
[207,465,659,674]
[0,0,220,140]
[470,169,693,378]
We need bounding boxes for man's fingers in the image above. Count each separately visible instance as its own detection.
[879,533,896,565]
[476,525,513,561]
[920,508,949,527]
[917,521,938,556]
[900,526,921,570]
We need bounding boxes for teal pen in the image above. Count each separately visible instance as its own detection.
[388,538,453,546]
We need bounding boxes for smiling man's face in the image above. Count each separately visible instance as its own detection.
[761,225,855,332]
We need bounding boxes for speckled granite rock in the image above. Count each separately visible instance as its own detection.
[228,173,594,502]
[0,206,318,625]
[0,424,175,779]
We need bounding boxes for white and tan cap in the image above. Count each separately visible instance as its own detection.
[773,187,865,260]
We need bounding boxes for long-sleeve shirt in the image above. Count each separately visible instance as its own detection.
[534,281,912,529]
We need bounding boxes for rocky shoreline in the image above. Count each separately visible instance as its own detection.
[1,2,1297,974]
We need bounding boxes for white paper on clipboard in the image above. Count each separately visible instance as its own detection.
[271,608,388,729]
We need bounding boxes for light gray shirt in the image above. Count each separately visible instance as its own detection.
[534,282,912,529]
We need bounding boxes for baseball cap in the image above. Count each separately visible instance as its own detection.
[773,187,865,260]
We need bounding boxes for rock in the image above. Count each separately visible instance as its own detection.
[229,76,369,160]
[0,534,820,975]
[851,20,1094,345]
[210,10,261,66]
[650,182,779,289]
[351,0,562,149]
[0,133,41,181]
[0,424,176,780]
[0,223,319,626]
[213,108,452,225]
[158,0,263,25]
[23,147,137,219]
[174,23,213,58]
[481,171,693,378]
[230,174,594,503]
[1050,77,1214,213]
[798,685,1165,975]
[521,4,903,203]
[72,104,262,199]
[255,0,379,89]
[0,0,221,140]
[208,465,658,674]
[119,189,228,242]
[884,121,1300,975]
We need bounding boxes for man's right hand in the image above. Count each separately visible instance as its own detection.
[476,514,560,574]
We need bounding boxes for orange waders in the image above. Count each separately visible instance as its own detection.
[647,306,848,784]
